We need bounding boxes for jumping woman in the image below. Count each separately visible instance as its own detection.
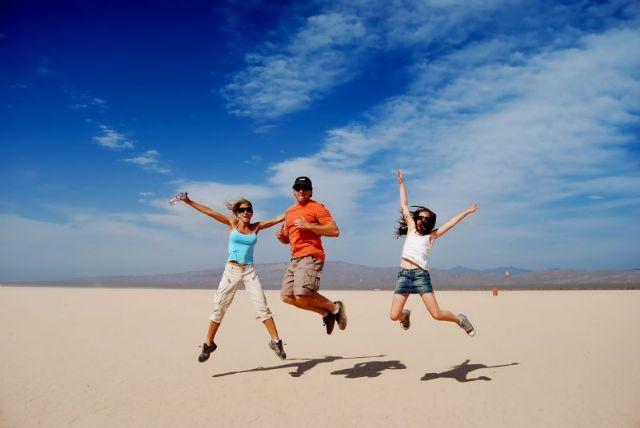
[390,170,478,336]
[179,194,287,362]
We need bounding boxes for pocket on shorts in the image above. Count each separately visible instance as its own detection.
[302,258,323,292]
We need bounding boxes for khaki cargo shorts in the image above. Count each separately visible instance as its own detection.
[281,256,324,296]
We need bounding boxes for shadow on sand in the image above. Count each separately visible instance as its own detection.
[212,354,386,378]
[421,359,519,382]
[331,360,407,378]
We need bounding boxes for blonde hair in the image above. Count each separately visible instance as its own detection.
[225,198,253,215]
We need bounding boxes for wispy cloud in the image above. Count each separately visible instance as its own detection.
[123,150,171,174]
[222,0,529,123]
[224,10,373,121]
[62,83,109,111]
[93,125,134,150]
[223,0,639,127]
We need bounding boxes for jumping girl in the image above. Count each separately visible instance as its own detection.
[390,170,478,336]
[180,194,287,362]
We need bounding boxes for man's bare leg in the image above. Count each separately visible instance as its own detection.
[281,295,326,315]
[294,293,337,315]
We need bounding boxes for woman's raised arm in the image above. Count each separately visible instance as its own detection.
[183,195,234,227]
[256,214,285,231]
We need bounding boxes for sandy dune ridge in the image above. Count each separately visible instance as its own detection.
[1,287,638,427]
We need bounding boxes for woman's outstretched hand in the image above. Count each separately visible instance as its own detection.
[397,170,404,185]
[466,204,479,214]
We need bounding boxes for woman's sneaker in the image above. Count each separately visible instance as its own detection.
[198,342,217,362]
[400,309,411,330]
[458,314,476,337]
[268,339,287,360]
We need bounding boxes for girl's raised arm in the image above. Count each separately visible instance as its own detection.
[183,195,234,228]
[256,214,285,231]
[397,170,415,231]
[431,204,479,240]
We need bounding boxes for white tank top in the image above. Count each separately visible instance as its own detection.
[401,230,432,270]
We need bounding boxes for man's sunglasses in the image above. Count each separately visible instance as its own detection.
[294,186,312,192]
[237,207,253,213]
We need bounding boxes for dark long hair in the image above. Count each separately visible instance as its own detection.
[394,206,437,237]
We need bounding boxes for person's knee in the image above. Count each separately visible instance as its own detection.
[294,294,311,303]
[209,305,225,323]
[430,310,443,320]
[281,295,295,304]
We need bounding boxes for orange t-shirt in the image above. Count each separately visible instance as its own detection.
[284,200,334,261]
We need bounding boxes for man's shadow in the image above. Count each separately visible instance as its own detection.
[212,355,386,378]
[331,360,407,378]
[421,359,519,382]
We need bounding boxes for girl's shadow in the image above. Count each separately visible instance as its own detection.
[421,359,519,382]
[331,360,407,378]
[212,354,385,378]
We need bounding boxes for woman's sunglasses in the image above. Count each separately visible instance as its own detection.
[237,207,253,213]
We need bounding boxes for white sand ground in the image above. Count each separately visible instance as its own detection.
[1,287,639,428]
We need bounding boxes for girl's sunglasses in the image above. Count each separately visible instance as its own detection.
[237,207,253,213]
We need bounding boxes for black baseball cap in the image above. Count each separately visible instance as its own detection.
[292,176,312,190]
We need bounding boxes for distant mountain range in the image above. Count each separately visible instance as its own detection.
[6,262,640,290]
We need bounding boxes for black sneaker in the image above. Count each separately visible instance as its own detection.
[334,301,347,330]
[400,309,411,330]
[323,311,336,335]
[268,339,287,360]
[198,342,217,362]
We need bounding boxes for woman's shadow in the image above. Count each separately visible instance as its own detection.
[212,355,386,378]
[421,359,519,382]
[331,360,407,378]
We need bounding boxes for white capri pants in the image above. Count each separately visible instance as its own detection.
[209,263,273,324]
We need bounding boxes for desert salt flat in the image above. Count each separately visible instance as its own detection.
[1,287,639,427]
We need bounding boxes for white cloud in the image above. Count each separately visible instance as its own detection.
[123,150,171,174]
[222,0,514,122]
[316,26,640,268]
[224,11,372,120]
[93,125,134,150]
[0,213,226,281]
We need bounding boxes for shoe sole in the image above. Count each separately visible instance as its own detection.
[336,301,347,330]
[198,343,217,362]
[269,342,287,360]
[459,315,476,337]
[401,309,411,330]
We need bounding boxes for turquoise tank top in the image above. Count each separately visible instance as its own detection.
[227,228,257,265]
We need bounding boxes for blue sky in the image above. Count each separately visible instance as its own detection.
[1,0,639,280]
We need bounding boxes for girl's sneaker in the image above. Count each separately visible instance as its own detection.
[400,309,411,330]
[198,342,217,362]
[269,339,287,360]
[458,314,476,337]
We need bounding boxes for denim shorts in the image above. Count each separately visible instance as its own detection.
[394,268,433,294]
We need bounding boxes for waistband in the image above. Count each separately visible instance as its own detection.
[225,263,254,271]
[398,267,429,275]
